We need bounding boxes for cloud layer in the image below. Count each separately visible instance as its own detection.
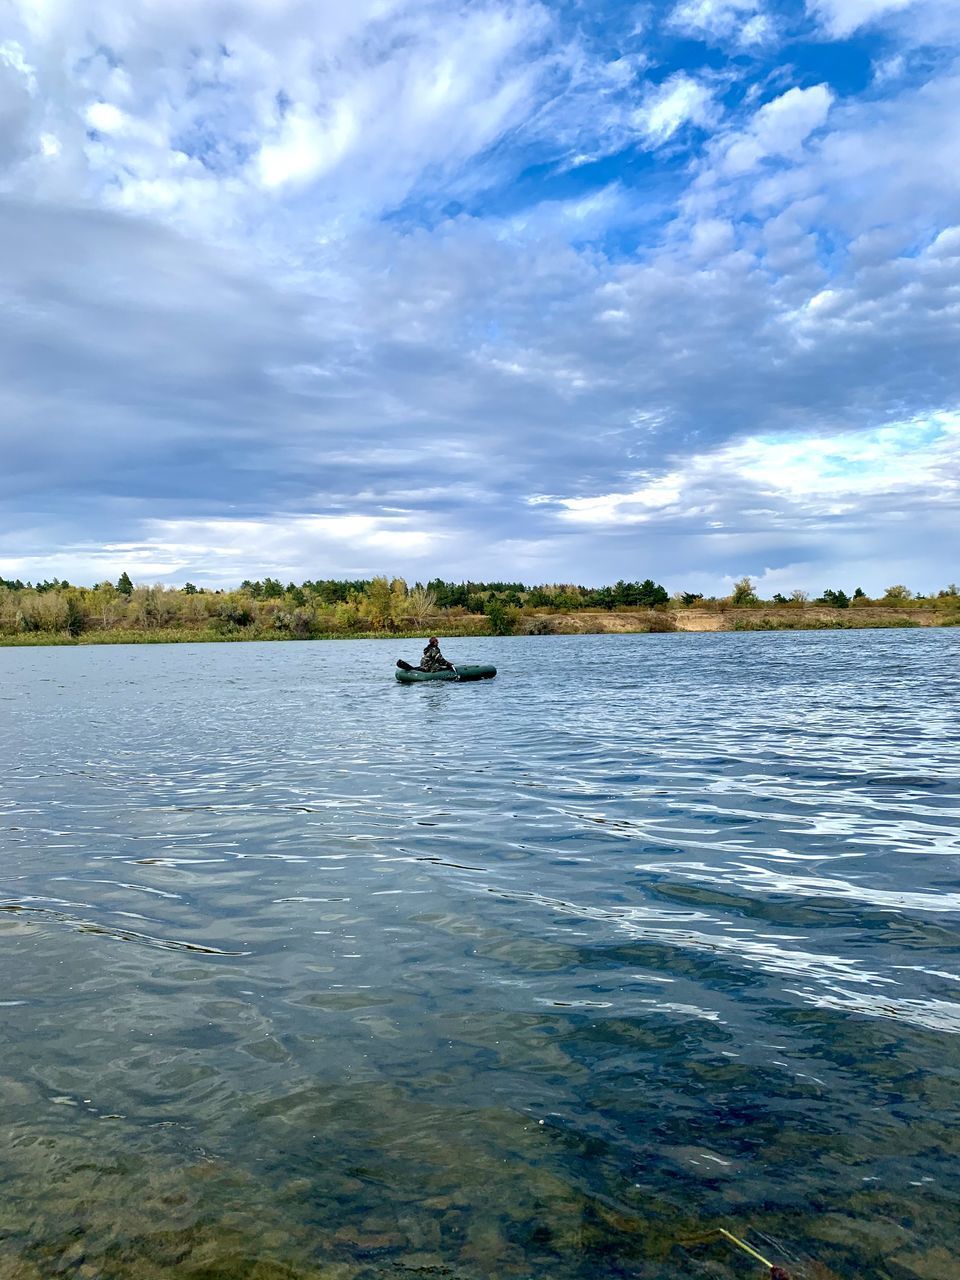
[1,0,958,593]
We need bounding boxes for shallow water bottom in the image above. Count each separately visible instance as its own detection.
[3,1007,957,1280]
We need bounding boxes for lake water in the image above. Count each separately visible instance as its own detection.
[2,630,959,1280]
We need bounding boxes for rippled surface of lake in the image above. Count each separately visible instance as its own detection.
[2,630,960,1279]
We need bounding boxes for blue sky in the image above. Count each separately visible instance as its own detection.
[1,0,958,594]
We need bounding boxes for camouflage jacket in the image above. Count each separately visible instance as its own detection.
[420,643,453,672]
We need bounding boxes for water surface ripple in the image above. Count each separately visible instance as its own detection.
[2,631,959,1279]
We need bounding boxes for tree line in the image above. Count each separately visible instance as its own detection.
[0,573,957,641]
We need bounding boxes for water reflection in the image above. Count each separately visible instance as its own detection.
[1,630,959,1278]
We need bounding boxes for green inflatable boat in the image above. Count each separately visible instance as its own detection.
[395,663,497,683]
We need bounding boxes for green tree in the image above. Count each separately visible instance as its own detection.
[89,583,121,630]
[731,577,759,606]
[331,599,362,633]
[525,586,552,608]
[485,599,519,635]
[817,589,850,608]
[637,578,669,607]
[116,571,133,596]
[883,584,912,601]
[362,576,393,630]
[389,578,409,624]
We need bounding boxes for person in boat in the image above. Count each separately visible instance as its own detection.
[420,637,454,672]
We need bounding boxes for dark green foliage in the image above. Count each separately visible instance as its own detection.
[423,577,668,611]
[484,599,519,635]
[524,586,553,608]
[853,587,866,599]
[64,596,85,637]
[638,578,669,606]
[116,571,133,595]
[302,579,367,603]
[817,588,850,608]
[181,582,199,594]
[681,592,704,606]
[596,579,670,607]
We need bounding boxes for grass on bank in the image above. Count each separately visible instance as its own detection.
[0,626,484,647]
[2,609,958,647]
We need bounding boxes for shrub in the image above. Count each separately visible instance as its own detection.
[65,595,86,637]
[217,600,254,628]
[485,599,520,636]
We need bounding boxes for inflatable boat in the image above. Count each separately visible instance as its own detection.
[395,663,497,683]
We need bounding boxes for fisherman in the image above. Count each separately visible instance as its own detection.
[420,636,454,672]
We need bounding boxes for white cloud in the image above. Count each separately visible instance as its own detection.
[0,513,440,588]
[257,102,359,189]
[529,414,960,590]
[2,0,960,594]
[722,84,833,174]
[549,475,685,524]
[688,217,736,260]
[929,225,960,259]
[248,3,553,204]
[1,0,564,231]
[668,0,772,45]
[873,53,905,83]
[636,73,716,144]
[540,413,960,523]
[84,101,129,134]
[713,414,960,500]
[809,0,960,44]
[0,42,36,167]
[808,0,916,37]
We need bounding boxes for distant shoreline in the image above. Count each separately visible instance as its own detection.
[1,605,956,647]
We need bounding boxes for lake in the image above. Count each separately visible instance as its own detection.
[2,630,959,1279]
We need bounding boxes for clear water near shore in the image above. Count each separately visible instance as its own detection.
[2,630,959,1279]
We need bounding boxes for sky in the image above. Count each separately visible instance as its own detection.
[1,0,959,595]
